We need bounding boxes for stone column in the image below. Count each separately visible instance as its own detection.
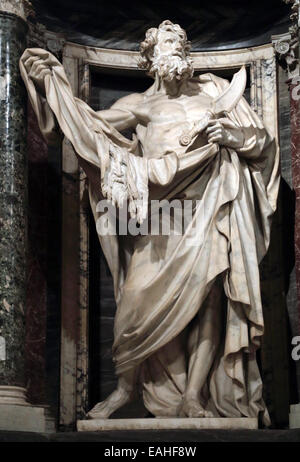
[0,0,45,432]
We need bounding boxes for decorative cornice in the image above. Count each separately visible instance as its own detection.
[0,0,34,22]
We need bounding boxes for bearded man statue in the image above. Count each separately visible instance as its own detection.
[20,20,279,425]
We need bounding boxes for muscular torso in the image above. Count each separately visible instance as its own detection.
[133,89,213,158]
[104,79,216,159]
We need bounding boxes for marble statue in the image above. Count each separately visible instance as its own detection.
[20,20,279,425]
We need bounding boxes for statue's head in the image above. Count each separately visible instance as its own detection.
[139,20,194,81]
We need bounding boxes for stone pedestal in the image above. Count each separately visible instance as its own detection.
[77,418,258,432]
[0,2,46,432]
[0,386,46,432]
[289,403,300,428]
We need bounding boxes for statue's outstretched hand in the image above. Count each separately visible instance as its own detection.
[23,54,55,96]
[205,119,244,149]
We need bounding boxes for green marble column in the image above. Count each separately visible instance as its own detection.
[0,6,47,432]
[0,11,28,388]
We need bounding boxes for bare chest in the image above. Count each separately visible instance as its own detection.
[135,93,213,126]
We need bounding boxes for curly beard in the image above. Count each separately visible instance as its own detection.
[149,54,194,81]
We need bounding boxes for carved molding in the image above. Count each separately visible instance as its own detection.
[272,32,299,79]
[0,386,28,405]
[0,0,34,22]
[272,1,299,79]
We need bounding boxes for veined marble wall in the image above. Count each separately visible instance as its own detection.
[0,11,28,390]
[277,66,300,402]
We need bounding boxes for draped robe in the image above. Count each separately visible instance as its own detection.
[20,49,280,424]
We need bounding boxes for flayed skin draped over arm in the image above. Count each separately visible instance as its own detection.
[19,48,140,168]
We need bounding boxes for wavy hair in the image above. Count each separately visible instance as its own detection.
[139,20,191,76]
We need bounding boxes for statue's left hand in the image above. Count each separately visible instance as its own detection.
[205,119,244,149]
[23,54,55,96]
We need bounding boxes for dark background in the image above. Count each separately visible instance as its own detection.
[32,0,291,51]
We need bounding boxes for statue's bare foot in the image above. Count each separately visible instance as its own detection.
[180,398,214,418]
[87,387,133,419]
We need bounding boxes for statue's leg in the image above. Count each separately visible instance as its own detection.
[87,368,137,419]
[180,278,223,417]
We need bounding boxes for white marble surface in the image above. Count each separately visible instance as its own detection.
[290,403,300,428]
[0,404,46,432]
[63,42,274,71]
[77,418,258,431]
